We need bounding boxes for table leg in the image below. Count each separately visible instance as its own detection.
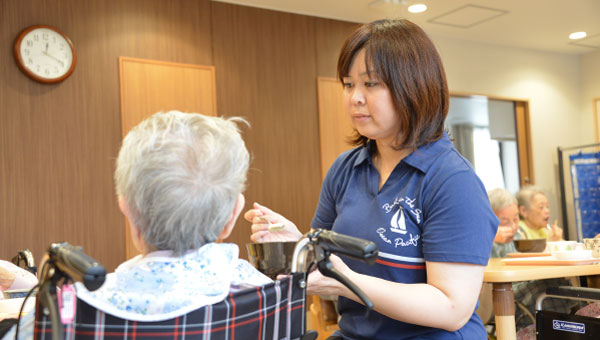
[492,282,516,340]
[586,274,600,288]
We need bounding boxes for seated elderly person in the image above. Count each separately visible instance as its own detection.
[488,188,521,258]
[516,186,563,241]
[81,111,271,316]
[2,111,271,339]
[487,188,576,338]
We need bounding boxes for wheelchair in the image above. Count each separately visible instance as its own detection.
[535,286,600,339]
[26,229,377,340]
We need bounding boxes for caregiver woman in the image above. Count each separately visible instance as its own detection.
[246,19,498,339]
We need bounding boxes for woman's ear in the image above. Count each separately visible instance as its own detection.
[218,193,245,241]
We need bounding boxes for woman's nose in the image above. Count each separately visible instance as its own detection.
[350,87,366,105]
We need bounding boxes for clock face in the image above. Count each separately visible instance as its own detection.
[14,25,76,83]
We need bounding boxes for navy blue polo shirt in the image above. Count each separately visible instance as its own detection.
[311,133,498,340]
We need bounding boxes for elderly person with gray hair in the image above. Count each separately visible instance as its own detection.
[1,111,272,339]
[75,111,271,318]
[486,188,577,338]
[488,188,521,258]
[516,186,563,241]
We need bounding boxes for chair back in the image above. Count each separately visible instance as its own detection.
[34,273,307,340]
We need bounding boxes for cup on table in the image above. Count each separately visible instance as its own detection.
[547,240,577,252]
[583,238,600,258]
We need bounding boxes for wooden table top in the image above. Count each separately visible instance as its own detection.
[484,258,600,283]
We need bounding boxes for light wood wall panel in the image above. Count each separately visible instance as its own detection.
[211,2,323,248]
[0,0,212,271]
[317,78,355,179]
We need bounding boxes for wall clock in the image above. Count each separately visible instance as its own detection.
[14,25,77,84]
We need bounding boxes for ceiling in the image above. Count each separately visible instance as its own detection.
[214,0,600,55]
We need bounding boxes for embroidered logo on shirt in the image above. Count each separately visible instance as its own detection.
[389,208,407,234]
[378,195,422,248]
[383,196,422,224]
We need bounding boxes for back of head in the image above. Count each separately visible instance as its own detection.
[115,111,249,255]
[337,19,449,150]
[488,188,517,212]
[516,185,546,211]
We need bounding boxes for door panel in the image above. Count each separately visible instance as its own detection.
[119,57,216,259]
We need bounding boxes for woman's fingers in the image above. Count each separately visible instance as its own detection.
[250,230,270,243]
[253,202,280,219]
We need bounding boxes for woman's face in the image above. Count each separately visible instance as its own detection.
[342,49,399,145]
[496,203,520,235]
[521,193,550,230]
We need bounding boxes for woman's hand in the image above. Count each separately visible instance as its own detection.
[244,202,303,243]
[306,254,352,297]
[493,225,516,244]
[548,220,563,241]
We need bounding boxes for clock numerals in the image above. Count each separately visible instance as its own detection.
[15,25,76,83]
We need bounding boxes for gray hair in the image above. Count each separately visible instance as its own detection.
[115,111,249,255]
[488,188,517,212]
[516,185,546,211]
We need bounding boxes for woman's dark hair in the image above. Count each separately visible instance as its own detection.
[337,19,449,150]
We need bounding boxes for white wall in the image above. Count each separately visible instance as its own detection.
[431,35,584,237]
[580,50,600,143]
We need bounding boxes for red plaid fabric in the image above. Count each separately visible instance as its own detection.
[34,273,306,340]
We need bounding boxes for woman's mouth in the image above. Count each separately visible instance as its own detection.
[352,113,370,122]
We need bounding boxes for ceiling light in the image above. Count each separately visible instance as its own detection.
[408,4,427,13]
[569,31,587,40]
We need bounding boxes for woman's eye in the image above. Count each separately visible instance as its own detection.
[342,82,354,88]
[365,81,379,87]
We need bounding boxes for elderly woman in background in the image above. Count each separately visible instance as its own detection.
[516,185,563,241]
[488,188,576,338]
[488,188,520,258]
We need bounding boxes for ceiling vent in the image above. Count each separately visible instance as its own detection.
[428,4,508,29]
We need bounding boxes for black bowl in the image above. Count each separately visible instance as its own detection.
[514,239,547,253]
[246,242,298,280]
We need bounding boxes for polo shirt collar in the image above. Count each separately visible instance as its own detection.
[352,131,453,173]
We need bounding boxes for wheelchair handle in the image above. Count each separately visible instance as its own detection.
[49,242,107,291]
[291,230,378,310]
[309,229,378,265]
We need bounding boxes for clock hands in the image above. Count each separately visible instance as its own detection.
[42,50,65,67]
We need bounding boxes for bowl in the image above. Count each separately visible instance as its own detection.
[246,242,298,280]
[547,241,577,252]
[552,249,593,260]
[514,239,547,253]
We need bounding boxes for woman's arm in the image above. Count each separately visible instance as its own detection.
[307,256,484,332]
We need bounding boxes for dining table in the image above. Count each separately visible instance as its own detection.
[484,257,600,340]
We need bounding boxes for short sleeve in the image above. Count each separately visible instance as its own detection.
[311,155,345,230]
[421,170,498,265]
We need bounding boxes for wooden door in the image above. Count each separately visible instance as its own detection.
[119,57,216,259]
[317,77,354,179]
